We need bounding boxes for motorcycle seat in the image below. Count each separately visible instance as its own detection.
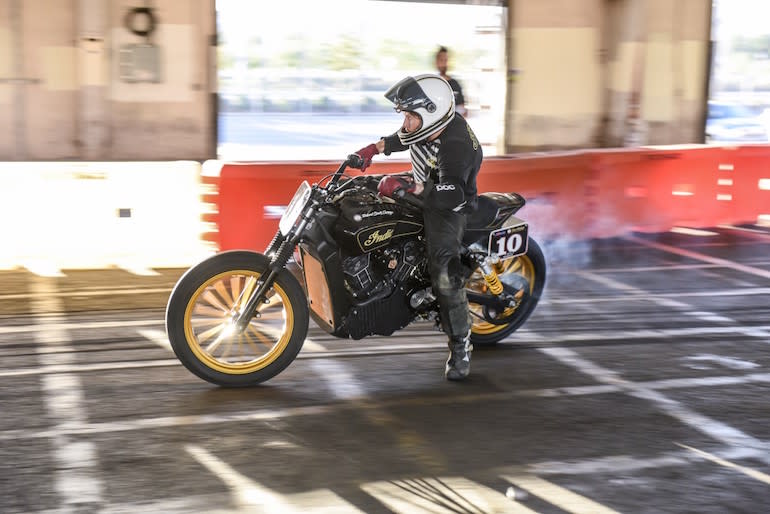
[463,192,526,246]
[466,194,499,229]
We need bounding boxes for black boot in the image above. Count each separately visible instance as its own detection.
[445,336,472,381]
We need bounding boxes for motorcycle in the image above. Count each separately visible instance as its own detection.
[165,155,546,386]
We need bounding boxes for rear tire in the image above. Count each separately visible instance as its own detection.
[165,250,309,386]
[468,237,546,346]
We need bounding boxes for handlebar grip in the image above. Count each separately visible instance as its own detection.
[398,190,424,210]
[347,153,364,170]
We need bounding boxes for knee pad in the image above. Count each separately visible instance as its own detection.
[433,269,455,297]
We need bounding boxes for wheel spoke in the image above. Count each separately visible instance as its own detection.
[237,334,248,361]
[230,276,242,300]
[191,316,224,326]
[202,290,230,313]
[246,323,278,348]
[220,335,235,360]
[244,337,261,355]
[237,276,258,310]
[198,323,225,343]
[203,325,233,354]
[214,280,234,307]
[193,305,227,318]
[469,309,486,320]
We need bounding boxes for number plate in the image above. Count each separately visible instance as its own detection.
[488,223,529,259]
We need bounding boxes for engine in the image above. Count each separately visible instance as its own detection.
[341,239,424,300]
[326,184,429,338]
[338,238,426,340]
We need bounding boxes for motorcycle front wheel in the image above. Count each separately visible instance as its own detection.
[165,250,309,386]
[467,237,546,346]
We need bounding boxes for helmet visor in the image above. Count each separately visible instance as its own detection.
[384,76,437,114]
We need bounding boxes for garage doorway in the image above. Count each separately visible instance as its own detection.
[707,0,770,143]
[215,0,507,160]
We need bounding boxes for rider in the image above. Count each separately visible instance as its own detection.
[353,74,483,380]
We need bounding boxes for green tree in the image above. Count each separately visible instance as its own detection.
[377,39,428,70]
[731,35,770,56]
[247,35,264,69]
[323,35,363,71]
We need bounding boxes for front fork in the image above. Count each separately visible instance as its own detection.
[232,207,314,332]
[232,263,284,333]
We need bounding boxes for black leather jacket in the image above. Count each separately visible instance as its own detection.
[382,113,482,209]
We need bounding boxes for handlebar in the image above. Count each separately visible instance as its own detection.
[329,155,425,211]
[395,189,424,210]
[346,153,365,170]
[323,156,356,190]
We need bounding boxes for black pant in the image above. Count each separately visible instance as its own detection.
[423,207,471,342]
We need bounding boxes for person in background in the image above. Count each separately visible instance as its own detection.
[352,74,482,381]
[435,45,467,117]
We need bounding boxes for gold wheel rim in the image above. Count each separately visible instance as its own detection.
[469,255,536,335]
[183,269,294,374]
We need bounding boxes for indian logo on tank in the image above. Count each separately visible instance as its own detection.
[355,222,422,252]
[356,220,422,252]
[364,228,394,246]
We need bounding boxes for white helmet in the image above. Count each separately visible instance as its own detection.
[384,74,455,145]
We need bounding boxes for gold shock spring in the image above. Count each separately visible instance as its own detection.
[481,263,504,295]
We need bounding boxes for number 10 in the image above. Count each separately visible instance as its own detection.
[496,233,523,256]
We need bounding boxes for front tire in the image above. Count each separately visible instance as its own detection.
[468,237,546,345]
[165,250,309,386]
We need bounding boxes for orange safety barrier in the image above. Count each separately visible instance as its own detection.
[715,145,770,226]
[201,145,770,252]
[591,145,770,235]
[200,160,414,251]
[474,152,596,238]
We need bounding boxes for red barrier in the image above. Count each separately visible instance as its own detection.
[717,145,770,225]
[201,145,770,251]
[591,145,770,234]
[201,160,414,251]
[474,153,596,238]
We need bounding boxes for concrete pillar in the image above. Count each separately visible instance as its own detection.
[9,0,25,159]
[505,0,712,151]
[78,0,109,159]
[505,0,604,152]
[602,0,648,147]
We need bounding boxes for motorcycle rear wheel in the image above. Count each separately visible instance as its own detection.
[468,237,546,346]
[166,250,309,386]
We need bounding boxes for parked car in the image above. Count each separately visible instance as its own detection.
[706,100,770,143]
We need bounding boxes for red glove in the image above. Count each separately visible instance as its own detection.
[354,143,379,172]
[378,175,417,198]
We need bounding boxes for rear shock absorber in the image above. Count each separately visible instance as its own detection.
[479,259,503,295]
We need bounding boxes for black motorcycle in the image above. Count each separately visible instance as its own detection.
[165,155,546,386]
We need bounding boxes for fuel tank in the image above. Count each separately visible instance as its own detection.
[334,189,423,255]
